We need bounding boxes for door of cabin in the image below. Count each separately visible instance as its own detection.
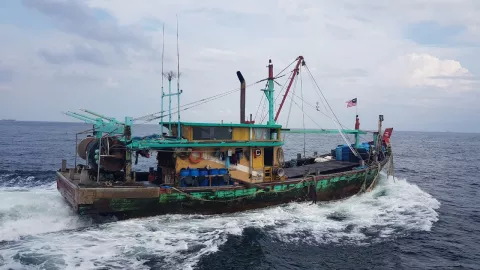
[264,147,274,166]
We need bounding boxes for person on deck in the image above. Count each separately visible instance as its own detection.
[355,115,360,130]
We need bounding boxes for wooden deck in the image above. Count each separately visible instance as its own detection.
[283,160,358,178]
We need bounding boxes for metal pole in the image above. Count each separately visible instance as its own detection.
[266,59,276,125]
[168,79,172,135]
[177,89,181,139]
[75,133,78,169]
[97,136,102,183]
[160,24,165,136]
[176,15,181,139]
[377,115,383,152]
[161,92,164,136]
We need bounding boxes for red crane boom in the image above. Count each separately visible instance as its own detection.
[274,56,304,122]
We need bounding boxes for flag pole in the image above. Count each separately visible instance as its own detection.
[355,97,359,148]
[356,97,358,116]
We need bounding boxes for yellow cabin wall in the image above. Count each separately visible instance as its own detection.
[252,147,264,169]
[232,128,249,141]
[182,126,193,141]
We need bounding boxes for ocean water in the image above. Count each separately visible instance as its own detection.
[0,121,478,270]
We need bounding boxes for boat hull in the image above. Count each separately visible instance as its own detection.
[56,157,389,218]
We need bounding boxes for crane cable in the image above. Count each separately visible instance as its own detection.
[303,64,360,158]
[136,81,260,122]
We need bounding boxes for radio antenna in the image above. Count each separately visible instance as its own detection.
[176,14,181,139]
[160,24,165,135]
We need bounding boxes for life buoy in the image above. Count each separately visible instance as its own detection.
[189,151,203,164]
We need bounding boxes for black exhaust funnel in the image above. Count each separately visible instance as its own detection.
[236,71,246,124]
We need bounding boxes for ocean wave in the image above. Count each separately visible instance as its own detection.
[0,175,440,270]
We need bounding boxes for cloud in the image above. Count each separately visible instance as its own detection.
[0,0,479,132]
[397,53,474,89]
[38,44,109,66]
[23,0,148,48]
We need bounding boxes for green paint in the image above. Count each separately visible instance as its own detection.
[128,140,283,150]
[157,167,380,204]
[266,75,275,125]
[64,110,128,137]
[110,198,141,211]
[163,121,282,129]
[282,128,367,135]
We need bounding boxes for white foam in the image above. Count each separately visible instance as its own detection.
[0,185,91,242]
[0,174,440,269]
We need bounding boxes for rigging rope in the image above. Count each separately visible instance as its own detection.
[282,69,299,144]
[303,64,360,158]
[135,81,260,122]
[300,65,306,158]
[253,94,265,122]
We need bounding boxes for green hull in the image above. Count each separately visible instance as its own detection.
[62,157,388,218]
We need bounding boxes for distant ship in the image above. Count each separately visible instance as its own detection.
[0,119,16,122]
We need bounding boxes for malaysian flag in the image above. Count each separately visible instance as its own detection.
[346,98,357,108]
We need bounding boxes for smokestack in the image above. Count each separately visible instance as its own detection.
[236,71,246,124]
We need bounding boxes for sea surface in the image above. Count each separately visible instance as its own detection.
[0,121,479,270]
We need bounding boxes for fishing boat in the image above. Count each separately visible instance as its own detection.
[56,56,394,218]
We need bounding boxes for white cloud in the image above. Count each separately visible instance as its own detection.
[0,0,479,132]
[387,53,474,89]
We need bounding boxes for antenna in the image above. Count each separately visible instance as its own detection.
[160,24,165,136]
[176,14,181,139]
[177,15,180,85]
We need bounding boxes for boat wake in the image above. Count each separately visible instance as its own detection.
[0,174,440,270]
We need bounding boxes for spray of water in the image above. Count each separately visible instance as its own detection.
[0,174,440,269]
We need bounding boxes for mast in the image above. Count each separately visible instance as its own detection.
[264,59,275,125]
[161,17,182,138]
[168,74,172,134]
[274,56,304,121]
[160,24,165,136]
[176,15,181,139]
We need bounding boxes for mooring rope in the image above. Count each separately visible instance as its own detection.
[168,175,316,203]
[169,186,265,203]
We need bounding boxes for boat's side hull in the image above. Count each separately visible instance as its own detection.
[56,158,388,218]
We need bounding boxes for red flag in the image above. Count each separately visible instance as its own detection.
[383,128,393,144]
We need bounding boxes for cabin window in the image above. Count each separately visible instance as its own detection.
[192,126,232,140]
[253,128,270,140]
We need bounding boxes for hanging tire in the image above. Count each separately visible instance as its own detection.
[189,151,203,164]
[277,148,285,167]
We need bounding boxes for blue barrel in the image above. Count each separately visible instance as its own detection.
[209,169,219,175]
[336,146,343,161]
[199,169,208,176]
[189,168,200,177]
[180,168,190,177]
[200,179,209,186]
[219,168,228,175]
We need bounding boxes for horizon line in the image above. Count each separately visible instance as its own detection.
[1,119,478,134]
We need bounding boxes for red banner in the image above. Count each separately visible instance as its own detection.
[383,128,393,143]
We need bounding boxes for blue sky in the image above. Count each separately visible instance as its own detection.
[0,0,479,132]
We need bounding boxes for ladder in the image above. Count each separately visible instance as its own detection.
[264,167,273,182]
